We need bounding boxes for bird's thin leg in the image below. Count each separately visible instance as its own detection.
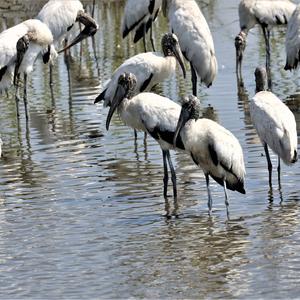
[23,73,28,121]
[15,73,20,119]
[134,129,138,139]
[92,0,96,18]
[143,131,148,161]
[162,150,169,198]
[166,150,177,199]
[190,62,197,96]
[264,143,272,188]
[49,64,53,86]
[150,22,156,52]
[262,25,272,90]
[223,179,230,219]
[205,173,212,215]
[142,130,148,161]
[277,156,282,189]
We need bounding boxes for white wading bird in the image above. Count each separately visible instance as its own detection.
[250,67,298,188]
[162,0,217,96]
[235,0,296,87]
[173,96,246,216]
[285,4,300,70]
[122,0,162,51]
[36,0,98,83]
[94,32,185,106]
[0,19,57,119]
[0,137,2,157]
[105,72,185,202]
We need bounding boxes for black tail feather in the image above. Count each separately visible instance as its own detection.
[210,174,245,194]
[134,22,146,43]
[0,65,7,82]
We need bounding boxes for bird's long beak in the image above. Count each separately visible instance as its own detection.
[172,43,186,78]
[58,12,98,53]
[14,35,29,86]
[173,107,190,147]
[106,84,127,130]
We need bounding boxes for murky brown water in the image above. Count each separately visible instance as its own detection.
[0,0,300,298]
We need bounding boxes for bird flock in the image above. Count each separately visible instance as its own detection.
[0,0,299,217]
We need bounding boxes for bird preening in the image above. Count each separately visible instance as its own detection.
[0,0,98,121]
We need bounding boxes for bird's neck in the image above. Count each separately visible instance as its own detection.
[190,109,200,121]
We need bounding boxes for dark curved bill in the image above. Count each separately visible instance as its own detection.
[106,84,126,130]
[173,107,189,147]
[58,17,98,54]
[172,43,186,78]
[14,36,29,85]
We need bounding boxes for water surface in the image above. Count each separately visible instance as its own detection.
[0,0,300,298]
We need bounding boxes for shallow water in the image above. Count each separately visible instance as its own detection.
[0,0,300,298]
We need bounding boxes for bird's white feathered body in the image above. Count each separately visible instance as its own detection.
[0,19,55,91]
[166,0,217,87]
[122,0,162,39]
[250,91,298,164]
[117,92,184,150]
[36,0,83,47]
[102,52,177,106]
[181,118,246,192]
[285,4,300,70]
[239,0,296,32]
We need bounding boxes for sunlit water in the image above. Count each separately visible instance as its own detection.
[0,0,300,298]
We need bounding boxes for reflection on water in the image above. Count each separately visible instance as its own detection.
[0,0,300,298]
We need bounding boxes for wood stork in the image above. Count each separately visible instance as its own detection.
[285,4,300,70]
[0,19,56,119]
[122,0,162,51]
[250,67,298,188]
[173,95,246,216]
[235,0,296,88]
[94,32,185,107]
[105,72,185,203]
[162,0,217,96]
[36,0,98,83]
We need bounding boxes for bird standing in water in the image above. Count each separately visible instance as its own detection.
[250,67,298,188]
[173,95,246,217]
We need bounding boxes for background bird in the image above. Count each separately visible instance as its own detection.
[0,137,2,158]
[173,95,246,216]
[162,0,217,96]
[94,32,185,107]
[36,0,98,84]
[285,4,300,70]
[250,67,298,188]
[122,0,162,51]
[235,0,296,88]
[0,19,56,119]
[105,72,186,208]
